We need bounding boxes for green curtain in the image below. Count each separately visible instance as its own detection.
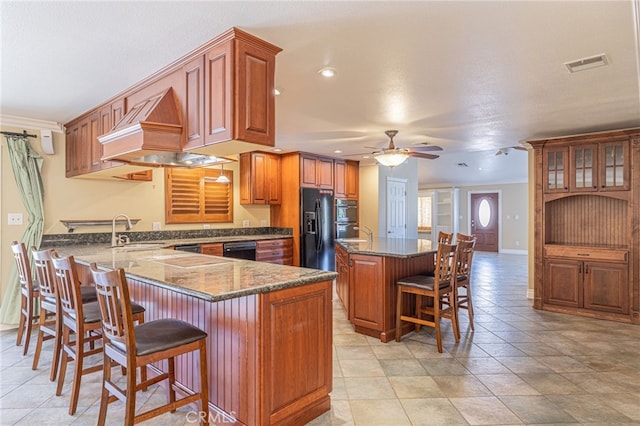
[0,136,44,325]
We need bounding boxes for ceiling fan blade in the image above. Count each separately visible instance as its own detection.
[409,152,439,160]
[409,145,443,152]
[513,146,528,151]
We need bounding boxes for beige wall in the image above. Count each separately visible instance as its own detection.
[358,165,379,237]
[0,126,270,302]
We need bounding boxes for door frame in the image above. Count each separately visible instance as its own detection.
[467,190,502,252]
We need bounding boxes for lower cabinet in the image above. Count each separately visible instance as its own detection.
[256,238,293,265]
[349,254,384,332]
[335,245,349,312]
[544,258,629,315]
[201,243,223,256]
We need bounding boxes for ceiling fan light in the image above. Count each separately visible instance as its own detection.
[374,149,409,167]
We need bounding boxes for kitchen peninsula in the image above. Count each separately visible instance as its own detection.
[335,238,436,343]
[55,243,336,426]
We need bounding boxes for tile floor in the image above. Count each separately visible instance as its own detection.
[1,252,640,425]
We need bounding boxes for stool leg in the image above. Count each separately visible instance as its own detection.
[50,310,63,382]
[68,332,86,415]
[98,353,111,426]
[199,342,209,425]
[168,357,177,412]
[466,286,475,331]
[31,308,47,370]
[395,286,403,342]
[57,327,70,396]
[16,296,26,347]
[22,296,35,356]
[124,360,137,425]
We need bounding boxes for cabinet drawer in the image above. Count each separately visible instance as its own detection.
[256,247,293,261]
[545,245,628,262]
[256,239,291,249]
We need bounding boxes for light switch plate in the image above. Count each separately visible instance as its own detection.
[243,220,250,228]
[8,213,23,225]
[152,222,161,231]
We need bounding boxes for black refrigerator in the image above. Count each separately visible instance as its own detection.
[301,188,335,271]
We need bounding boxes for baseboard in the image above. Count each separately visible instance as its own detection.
[499,249,528,255]
[526,289,535,299]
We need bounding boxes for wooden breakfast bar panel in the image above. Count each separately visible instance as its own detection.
[67,247,336,426]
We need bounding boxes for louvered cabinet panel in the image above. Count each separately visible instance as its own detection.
[166,168,233,223]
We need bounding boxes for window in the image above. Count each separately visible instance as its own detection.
[417,195,432,231]
[165,168,233,224]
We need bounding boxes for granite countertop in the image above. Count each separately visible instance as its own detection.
[55,244,335,303]
[336,237,436,258]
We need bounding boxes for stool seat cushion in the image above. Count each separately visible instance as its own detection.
[80,285,98,303]
[112,319,207,357]
[74,300,145,324]
[397,275,450,290]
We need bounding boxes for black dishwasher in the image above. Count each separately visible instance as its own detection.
[223,241,256,260]
[173,244,201,253]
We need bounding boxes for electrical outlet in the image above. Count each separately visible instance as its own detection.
[515,240,520,247]
[203,224,211,229]
[152,222,161,231]
[261,219,267,227]
[8,213,23,225]
[242,220,250,228]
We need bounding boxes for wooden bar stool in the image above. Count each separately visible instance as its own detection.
[31,248,98,381]
[454,235,477,331]
[395,242,460,353]
[10,241,39,355]
[89,264,209,425]
[51,253,144,415]
[437,231,453,244]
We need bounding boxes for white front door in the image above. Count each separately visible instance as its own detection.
[386,177,406,238]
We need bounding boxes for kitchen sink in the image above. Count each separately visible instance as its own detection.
[339,238,369,243]
[111,242,166,251]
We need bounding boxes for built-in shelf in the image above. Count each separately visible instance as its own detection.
[60,219,141,233]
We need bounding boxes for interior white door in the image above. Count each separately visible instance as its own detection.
[386,177,406,238]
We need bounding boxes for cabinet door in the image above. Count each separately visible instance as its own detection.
[544,259,581,308]
[182,56,205,150]
[99,105,117,170]
[65,124,77,177]
[204,41,233,145]
[76,118,91,175]
[317,157,334,189]
[266,153,281,204]
[583,261,629,314]
[335,246,349,312]
[349,254,384,331]
[89,111,101,172]
[235,39,276,146]
[599,140,629,191]
[345,160,359,199]
[201,243,223,256]
[251,152,269,204]
[570,144,598,192]
[300,155,318,187]
[543,147,568,193]
[334,160,346,198]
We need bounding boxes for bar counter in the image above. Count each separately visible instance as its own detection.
[59,244,336,426]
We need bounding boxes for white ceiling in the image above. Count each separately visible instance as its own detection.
[2,1,639,187]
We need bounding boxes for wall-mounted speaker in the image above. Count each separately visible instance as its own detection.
[40,129,54,154]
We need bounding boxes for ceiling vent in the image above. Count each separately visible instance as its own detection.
[564,53,609,73]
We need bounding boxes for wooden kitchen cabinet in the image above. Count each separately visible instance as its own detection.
[240,151,281,205]
[349,254,384,332]
[334,159,359,200]
[256,238,293,265]
[530,128,639,324]
[300,154,334,189]
[201,243,223,256]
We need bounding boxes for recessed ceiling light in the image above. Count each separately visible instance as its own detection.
[318,67,336,78]
[363,155,370,159]
[478,167,483,171]
[564,53,609,73]
[273,148,282,152]
[274,88,281,96]
[334,149,342,154]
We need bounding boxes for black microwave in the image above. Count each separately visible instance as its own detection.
[335,199,358,223]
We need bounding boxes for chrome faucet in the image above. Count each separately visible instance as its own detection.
[111,214,133,247]
[361,226,374,244]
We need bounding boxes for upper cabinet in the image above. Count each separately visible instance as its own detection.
[65,28,281,179]
[334,160,359,200]
[300,154,334,189]
[543,137,630,194]
[240,151,281,205]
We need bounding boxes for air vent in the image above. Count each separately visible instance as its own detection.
[564,53,609,73]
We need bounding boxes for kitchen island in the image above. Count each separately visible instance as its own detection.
[59,245,336,426]
[335,238,436,343]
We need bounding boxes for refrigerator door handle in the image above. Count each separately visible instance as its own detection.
[316,200,322,251]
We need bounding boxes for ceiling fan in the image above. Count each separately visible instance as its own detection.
[363,130,442,167]
[495,146,528,156]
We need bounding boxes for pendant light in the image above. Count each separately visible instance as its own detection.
[216,163,230,183]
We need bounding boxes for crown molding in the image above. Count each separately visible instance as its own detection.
[0,114,64,133]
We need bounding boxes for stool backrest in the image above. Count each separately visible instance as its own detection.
[32,248,57,300]
[434,242,458,291]
[438,231,453,244]
[89,265,133,349]
[456,239,476,277]
[456,233,475,243]
[11,241,34,293]
[51,254,84,324]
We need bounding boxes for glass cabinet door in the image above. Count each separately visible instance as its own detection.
[543,148,568,193]
[600,140,629,191]
[570,144,597,191]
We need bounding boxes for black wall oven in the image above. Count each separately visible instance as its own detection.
[335,199,358,239]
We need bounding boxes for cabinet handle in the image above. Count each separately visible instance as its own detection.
[578,263,582,273]
[577,253,589,257]
[585,264,589,274]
